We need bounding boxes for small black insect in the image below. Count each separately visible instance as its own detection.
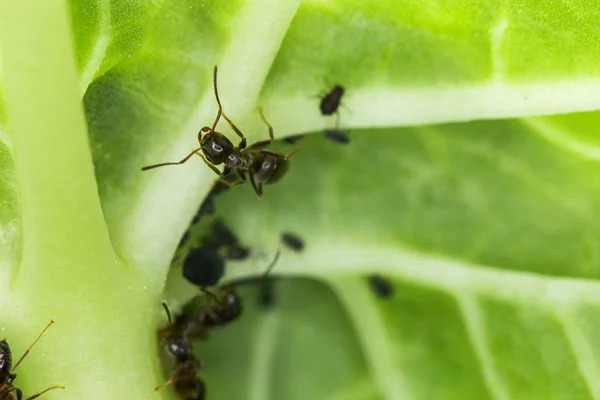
[281,232,304,252]
[192,197,215,224]
[223,244,251,261]
[319,85,345,116]
[177,250,281,338]
[324,129,350,145]
[367,275,394,299]
[142,65,300,199]
[0,321,64,400]
[258,278,276,311]
[182,246,225,287]
[211,220,239,248]
[283,134,305,145]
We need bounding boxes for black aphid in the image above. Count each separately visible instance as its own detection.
[182,246,225,287]
[367,275,394,299]
[281,232,304,252]
[324,129,350,144]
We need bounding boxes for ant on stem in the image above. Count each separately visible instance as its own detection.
[0,321,64,400]
[156,302,206,400]
[142,65,300,199]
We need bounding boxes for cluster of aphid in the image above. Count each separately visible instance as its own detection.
[143,65,392,399]
[153,213,289,400]
[0,321,64,400]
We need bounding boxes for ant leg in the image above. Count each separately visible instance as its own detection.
[11,320,54,372]
[142,146,203,171]
[236,170,247,183]
[247,107,276,150]
[285,148,301,160]
[248,171,263,199]
[195,152,225,177]
[23,385,65,400]
[212,65,247,148]
[155,377,177,392]
[258,148,301,161]
[216,177,246,189]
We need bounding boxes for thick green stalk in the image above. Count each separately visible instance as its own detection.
[0,1,163,399]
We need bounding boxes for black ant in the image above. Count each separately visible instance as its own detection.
[177,249,281,338]
[0,321,64,400]
[156,302,206,400]
[142,65,300,199]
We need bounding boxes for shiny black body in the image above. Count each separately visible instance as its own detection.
[367,275,394,299]
[142,65,299,199]
[0,340,19,400]
[281,232,305,252]
[182,246,225,287]
[319,85,345,116]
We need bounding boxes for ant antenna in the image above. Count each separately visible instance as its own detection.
[155,377,176,392]
[212,65,225,132]
[141,147,204,171]
[25,385,65,400]
[161,301,173,325]
[11,320,54,373]
[200,287,220,304]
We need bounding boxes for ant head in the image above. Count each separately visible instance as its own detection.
[200,130,234,165]
[224,148,248,170]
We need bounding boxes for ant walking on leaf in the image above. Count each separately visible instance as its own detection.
[142,65,300,199]
[0,320,64,400]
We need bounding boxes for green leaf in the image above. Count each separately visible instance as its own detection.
[2,0,600,399]
[165,116,600,399]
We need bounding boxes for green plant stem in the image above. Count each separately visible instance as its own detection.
[0,1,164,399]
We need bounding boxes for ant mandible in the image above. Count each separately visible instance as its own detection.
[142,65,300,199]
[0,321,64,400]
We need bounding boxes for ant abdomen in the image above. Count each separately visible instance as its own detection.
[252,153,289,185]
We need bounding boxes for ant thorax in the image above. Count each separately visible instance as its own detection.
[224,150,251,170]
